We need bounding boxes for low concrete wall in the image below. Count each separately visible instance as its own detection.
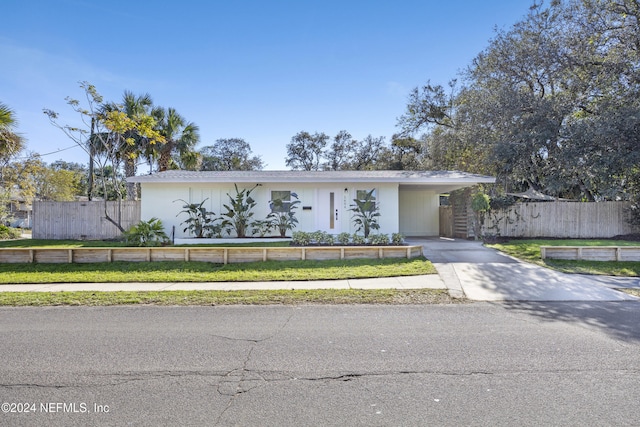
[0,246,423,264]
[541,246,640,261]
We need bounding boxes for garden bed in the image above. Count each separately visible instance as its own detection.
[0,245,423,264]
[174,237,291,245]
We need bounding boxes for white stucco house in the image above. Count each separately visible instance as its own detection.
[127,170,495,238]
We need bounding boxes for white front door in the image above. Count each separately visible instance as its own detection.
[317,189,342,234]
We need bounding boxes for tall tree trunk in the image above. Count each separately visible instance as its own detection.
[124,158,137,200]
[88,118,95,201]
[157,142,174,172]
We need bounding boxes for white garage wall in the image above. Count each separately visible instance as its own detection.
[399,187,439,236]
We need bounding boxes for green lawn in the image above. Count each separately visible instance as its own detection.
[0,257,436,284]
[0,238,434,284]
[488,239,640,277]
[0,288,457,306]
[0,238,444,306]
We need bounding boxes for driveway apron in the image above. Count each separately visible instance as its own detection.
[409,238,639,302]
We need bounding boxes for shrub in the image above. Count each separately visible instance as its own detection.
[471,192,491,213]
[337,232,351,245]
[471,192,491,240]
[352,234,366,245]
[124,218,170,247]
[291,231,311,246]
[0,224,21,240]
[309,230,325,243]
[391,233,404,245]
[368,233,390,245]
[318,232,335,245]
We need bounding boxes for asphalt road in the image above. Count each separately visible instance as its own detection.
[1,303,639,426]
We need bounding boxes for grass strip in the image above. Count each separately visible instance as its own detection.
[488,239,640,277]
[0,257,436,284]
[622,289,640,297]
[0,289,460,306]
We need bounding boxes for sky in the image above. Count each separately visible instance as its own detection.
[2,0,532,171]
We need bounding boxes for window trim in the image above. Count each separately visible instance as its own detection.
[270,190,293,213]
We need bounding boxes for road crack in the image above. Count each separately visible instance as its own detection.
[213,310,296,426]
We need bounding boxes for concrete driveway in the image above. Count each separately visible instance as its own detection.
[408,238,639,302]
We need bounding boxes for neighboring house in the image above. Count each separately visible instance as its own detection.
[3,188,32,228]
[127,170,495,238]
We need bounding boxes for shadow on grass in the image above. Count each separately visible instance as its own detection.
[544,259,640,277]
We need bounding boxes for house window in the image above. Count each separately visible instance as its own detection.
[270,190,292,213]
[356,189,377,211]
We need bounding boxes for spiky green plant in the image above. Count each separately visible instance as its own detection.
[349,189,380,238]
[220,184,258,238]
[124,217,169,246]
[267,192,301,237]
[175,198,219,238]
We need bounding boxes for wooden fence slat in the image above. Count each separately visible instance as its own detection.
[482,201,636,238]
[33,201,141,240]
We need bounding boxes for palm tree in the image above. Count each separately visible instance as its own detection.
[120,91,154,199]
[152,107,200,172]
[0,102,25,164]
[99,91,155,200]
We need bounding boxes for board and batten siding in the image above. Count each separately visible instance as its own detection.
[140,182,403,238]
[482,201,636,238]
[399,187,439,237]
[33,201,141,240]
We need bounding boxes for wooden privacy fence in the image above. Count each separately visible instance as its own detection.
[439,203,474,239]
[439,206,453,237]
[33,201,141,240]
[0,245,423,264]
[482,201,636,238]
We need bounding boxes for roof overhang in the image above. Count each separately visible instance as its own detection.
[128,170,495,190]
[399,183,488,193]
